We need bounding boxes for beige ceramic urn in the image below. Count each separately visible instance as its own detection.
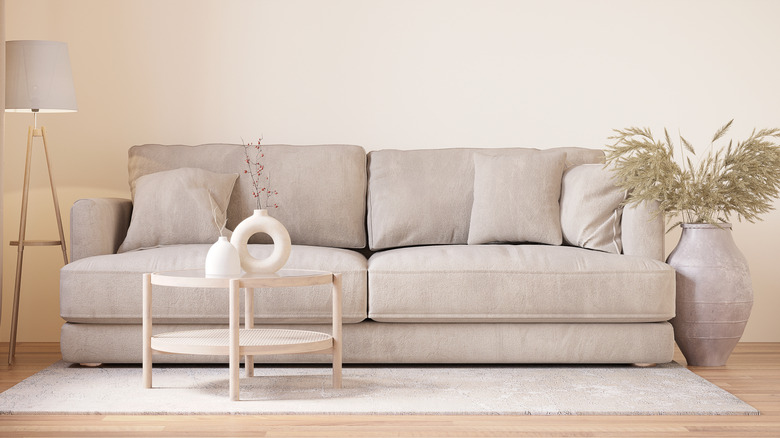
[667,223,753,367]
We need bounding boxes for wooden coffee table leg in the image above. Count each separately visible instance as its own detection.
[142,273,152,388]
[229,279,240,401]
[245,287,254,377]
[332,273,343,389]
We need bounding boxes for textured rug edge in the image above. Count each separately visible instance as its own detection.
[0,409,762,416]
[0,361,760,416]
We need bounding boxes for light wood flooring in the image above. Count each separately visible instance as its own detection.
[0,342,778,437]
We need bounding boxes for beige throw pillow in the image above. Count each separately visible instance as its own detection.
[467,151,566,245]
[560,164,627,253]
[118,167,238,253]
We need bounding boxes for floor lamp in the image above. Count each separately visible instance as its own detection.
[5,40,77,365]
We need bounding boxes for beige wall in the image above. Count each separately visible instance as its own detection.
[2,0,779,342]
[1,0,5,331]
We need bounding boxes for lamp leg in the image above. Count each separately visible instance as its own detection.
[8,127,35,366]
[8,250,25,366]
[40,127,69,265]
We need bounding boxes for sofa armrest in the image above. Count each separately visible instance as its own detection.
[621,201,664,261]
[70,198,132,261]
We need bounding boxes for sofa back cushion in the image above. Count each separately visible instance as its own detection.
[366,147,604,250]
[128,144,367,248]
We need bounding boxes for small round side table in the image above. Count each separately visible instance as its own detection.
[142,269,342,401]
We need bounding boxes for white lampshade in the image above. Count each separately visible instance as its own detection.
[5,40,77,113]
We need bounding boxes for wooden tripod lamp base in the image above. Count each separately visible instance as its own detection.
[7,125,69,365]
[5,40,78,365]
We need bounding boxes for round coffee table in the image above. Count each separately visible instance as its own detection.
[142,269,342,401]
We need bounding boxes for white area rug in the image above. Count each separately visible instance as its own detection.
[0,361,757,415]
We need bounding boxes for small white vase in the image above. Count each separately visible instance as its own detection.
[230,209,291,273]
[204,236,241,278]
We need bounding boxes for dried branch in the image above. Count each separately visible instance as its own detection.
[605,121,780,230]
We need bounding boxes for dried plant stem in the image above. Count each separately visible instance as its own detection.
[605,120,780,229]
[208,196,227,237]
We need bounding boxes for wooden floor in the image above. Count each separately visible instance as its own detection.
[0,342,778,437]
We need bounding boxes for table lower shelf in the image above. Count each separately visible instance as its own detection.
[151,328,333,356]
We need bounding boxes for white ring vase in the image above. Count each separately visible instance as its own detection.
[230,209,291,274]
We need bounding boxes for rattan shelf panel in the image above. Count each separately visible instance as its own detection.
[151,328,333,356]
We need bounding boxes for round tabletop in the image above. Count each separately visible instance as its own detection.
[149,268,334,289]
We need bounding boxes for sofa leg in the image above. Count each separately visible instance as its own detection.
[632,362,657,367]
[79,363,103,367]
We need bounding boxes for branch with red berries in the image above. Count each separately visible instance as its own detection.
[241,136,279,210]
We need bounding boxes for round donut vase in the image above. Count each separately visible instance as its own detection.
[667,223,753,367]
[204,236,241,278]
[230,209,291,274]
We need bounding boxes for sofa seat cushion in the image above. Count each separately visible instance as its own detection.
[61,245,367,324]
[368,245,675,323]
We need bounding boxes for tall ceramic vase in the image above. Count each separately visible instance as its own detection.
[667,223,753,366]
[230,209,291,273]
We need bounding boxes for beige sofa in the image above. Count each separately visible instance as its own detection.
[60,144,675,364]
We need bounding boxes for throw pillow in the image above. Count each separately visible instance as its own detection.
[467,151,567,245]
[560,164,627,253]
[117,167,238,253]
